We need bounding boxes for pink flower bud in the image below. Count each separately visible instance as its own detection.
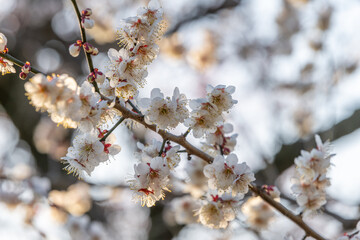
[95,69,105,83]
[83,42,93,54]
[91,47,99,56]
[21,61,31,74]
[19,71,28,80]
[81,8,92,17]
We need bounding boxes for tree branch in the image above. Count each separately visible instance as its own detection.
[165,0,242,36]
[0,52,43,74]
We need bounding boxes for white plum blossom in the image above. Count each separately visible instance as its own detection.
[206,85,237,113]
[204,123,238,155]
[162,144,181,170]
[204,154,255,197]
[128,156,170,207]
[291,135,334,216]
[0,33,7,52]
[184,99,223,138]
[136,139,163,163]
[0,57,16,75]
[168,196,200,225]
[140,88,188,130]
[99,79,115,99]
[61,133,114,178]
[25,74,76,113]
[62,132,121,178]
[242,196,275,229]
[106,48,148,94]
[197,192,241,229]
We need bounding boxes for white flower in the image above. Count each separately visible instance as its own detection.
[25,74,74,112]
[206,85,237,113]
[172,87,189,123]
[197,193,240,229]
[0,33,7,52]
[184,99,223,138]
[133,42,159,65]
[78,100,108,132]
[169,196,200,225]
[137,0,163,26]
[128,156,170,207]
[140,88,187,130]
[0,58,16,75]
[242,196,275,229]
[62,133,108,177]
[77,81,101,119]
[102,132,121,156]
[203,154,255,197]
[99,79,115,99]
[69,41,82,57]
[106,48,147,88]
[291,135,333,215]
[204,124,238,155]
[136,139,163,162]
[163,145,180,169]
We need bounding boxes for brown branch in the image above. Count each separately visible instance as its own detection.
[249,185,327,240]
[0,52,43,74]
[165,0,242,36]
[114,102,213,163]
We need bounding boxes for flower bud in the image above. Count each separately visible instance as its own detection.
[0,33,7,52]
[91,47,99,56]
[95,69,105,83]
[83,42,93,54]
[82,8,92,17]
[83,18,94,29]
[19,71,28,80]
[22,61,31,74]
[69,41,82,57]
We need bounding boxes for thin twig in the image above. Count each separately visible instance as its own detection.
[69,0,100,93]
[0,53,43,74]
[127,99,142,115]
[158,138,167,156]
[100,117,126,141]
[183,127,191,138]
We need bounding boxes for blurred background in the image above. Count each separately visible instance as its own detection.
[1,0,360,239]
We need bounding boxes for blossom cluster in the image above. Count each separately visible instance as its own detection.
[128,140,181,207]
[24,73,121,177]
[104,0,165,101]
[197,193,241,229]
[140,87,189,130]
[291,135,334,216]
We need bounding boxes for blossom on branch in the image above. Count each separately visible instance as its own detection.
[204,154,255,197]
[128,156,171,207]
[140,87,189,130]
[291,135,334,216]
